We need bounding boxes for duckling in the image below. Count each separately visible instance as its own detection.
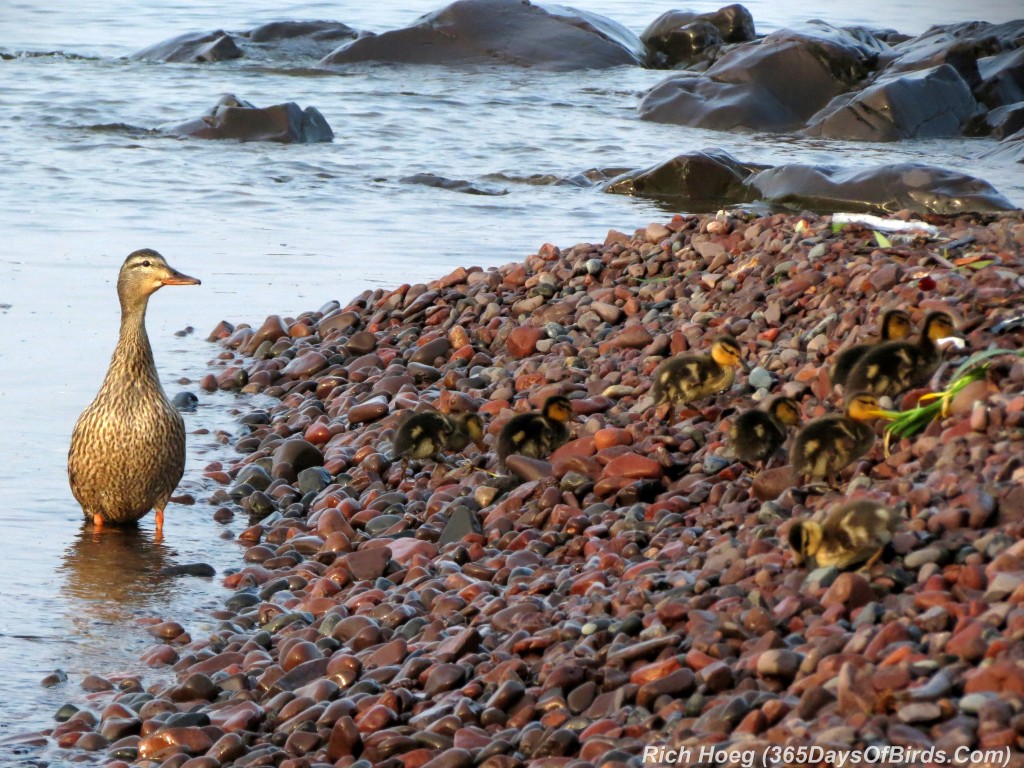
[729,395,801,468]
[789,392,886,488]
[651,335,745,421]
[392,411,484,473]
[845,311,957,398]
[68,249,201,534]
[496,395,573,464]
[393,411,456,467]
[788,499,899,570]
[830,309,913,387]
[446,412,485,452]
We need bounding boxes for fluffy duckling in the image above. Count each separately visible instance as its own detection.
[496,395,573,464]
[446,412,485,452]
[651,335,745,421]
[68,249,201,534]
[789,392,886,488]
[788,499,899,570]
[730,395,801,468]
[830,309,913,387]
[846,311,957,398]
[392,411,484,472]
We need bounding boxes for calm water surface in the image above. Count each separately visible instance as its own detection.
[1,0,1021,756]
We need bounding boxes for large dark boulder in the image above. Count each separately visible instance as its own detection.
[641,4,755,69]
[131,20,358,63]
[639,22,882,131]
[747,162,1015,215]
[981,127,1024,163]
[319,0,646,70]
[804,63,979,140]
[976,47,1024,110]
[602,148,766,209]
[131,30,243,63]
[884,22,1002,85]
[163,95,334,143]
[971,101,1024,139]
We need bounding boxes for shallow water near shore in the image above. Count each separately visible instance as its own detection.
[0,0,1022,757]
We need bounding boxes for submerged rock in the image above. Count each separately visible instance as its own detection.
[131,20,359,63]
[747,161,1015,214]
[319,0,646,70]
[162,94,334,143]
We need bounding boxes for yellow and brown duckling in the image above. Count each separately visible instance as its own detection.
[789,392,887,488]
[845,311,957,398]
[68,249,201,534]
[496,394,573,464]
[729,395,801,468]
[393,411,484,471]
[830,309,913,387]
[788,499,899,570]
[651,335,746,421]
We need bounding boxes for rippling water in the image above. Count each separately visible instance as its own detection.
[0,0,1021,756]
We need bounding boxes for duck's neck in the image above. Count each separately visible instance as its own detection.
[108,293,161,389]
[918,331,938,358]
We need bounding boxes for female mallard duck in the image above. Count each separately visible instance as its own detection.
[496,395,573,464]
[789,392,886,488]
[730,395,801,468]
[651,335,745,421]
[393,411,484,472]
[68,249,200,533]
[845,311,957,398]
[788,499,898,570]
[830,309,913,387]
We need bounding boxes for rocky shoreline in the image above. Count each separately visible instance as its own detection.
[48,210,1024,766]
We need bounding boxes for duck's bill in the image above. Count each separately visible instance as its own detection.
[162,270,201,286]
[866,409,896,420]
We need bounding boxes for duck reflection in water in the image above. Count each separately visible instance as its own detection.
[60,526,175,617]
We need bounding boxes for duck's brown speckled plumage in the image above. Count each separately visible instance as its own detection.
[650,335,744,421]
[789,499,899,570]
[789,392,885,487]
[845,311,956,398]
[496,395,573,464]
[68,249,200,532]
[730,395,801,467]
[830,309,913,387]
[393,410,484,468]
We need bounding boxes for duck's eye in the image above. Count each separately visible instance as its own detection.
[142,260,151,267]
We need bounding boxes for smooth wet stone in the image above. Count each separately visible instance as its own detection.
[297,466,332,496]
[282,351,329,378]
[348,396,390,425]
[601,452,662,479]
[439,506,482,545]
[506,326,545,358]
[822,572,875,611]
[159,563,216,577]
[272,439,325,475]
[41,669,68,687]
[171,391,199,412]
[756,649,802,680]
[342,548,391,581]
[747,366,773,389]
[138,727,214,759]
[751,466,798,501]
[505,455,553,481]
[410,337,451,365]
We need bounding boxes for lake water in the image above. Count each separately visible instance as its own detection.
[1,0,1021,759]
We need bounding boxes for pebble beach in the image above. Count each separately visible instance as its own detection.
[30,208,1024,767]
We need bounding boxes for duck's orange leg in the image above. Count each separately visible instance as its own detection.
[93,513,104,529]
[858,547,884,572]
[155,506,165,536]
